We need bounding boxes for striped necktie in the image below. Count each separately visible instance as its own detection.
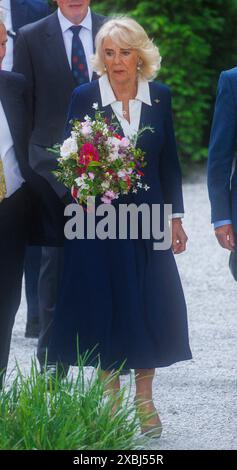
[70,25,89,86]
[0,159,6,203]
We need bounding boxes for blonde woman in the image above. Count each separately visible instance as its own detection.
[49,17,192,438]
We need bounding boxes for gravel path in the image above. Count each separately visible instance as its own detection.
[7,168,237,450]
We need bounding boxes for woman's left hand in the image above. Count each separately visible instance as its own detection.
[171,218,188,254]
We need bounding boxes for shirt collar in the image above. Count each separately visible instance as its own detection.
[99,74,152,107]
[0,0,10,10]
[57,6,92,33]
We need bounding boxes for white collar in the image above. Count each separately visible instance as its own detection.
[0,0,10,9]
[57,6,92,33]
[99,74,152,107]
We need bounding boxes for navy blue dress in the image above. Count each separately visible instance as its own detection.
[48,80,192,371]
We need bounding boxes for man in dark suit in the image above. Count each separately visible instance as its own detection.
[0,0,52,339]
[13,0,105,372]
[0,13,59,387]
[208,69,237,252]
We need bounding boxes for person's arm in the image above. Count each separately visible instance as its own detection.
[208,71,237,250]
[208,71,237,224]
[159,87,187,254]
[159,87,184,214]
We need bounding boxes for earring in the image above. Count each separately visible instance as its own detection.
[137,60,142,71]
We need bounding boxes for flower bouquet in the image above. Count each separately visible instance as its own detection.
[51,104,150,205]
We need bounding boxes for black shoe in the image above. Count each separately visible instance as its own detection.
[25,318,40,338]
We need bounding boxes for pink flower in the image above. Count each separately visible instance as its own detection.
[88,172,95,180]
[79,143,99,166]
[105,190,116,199]
[101,189,117,204]
[119,137,130,148]
[101,196,112,204]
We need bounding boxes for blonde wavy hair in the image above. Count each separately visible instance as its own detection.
[91,17,161,81]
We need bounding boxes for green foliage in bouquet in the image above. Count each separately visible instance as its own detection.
[51,108,151,205]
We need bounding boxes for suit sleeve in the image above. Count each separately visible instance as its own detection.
[207,72,237,223]
[13,31,34,128]
[159,88,184,214]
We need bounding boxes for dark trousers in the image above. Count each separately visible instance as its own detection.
[24,245,42,322]
[0,185,29,387]
[37,246,64,367]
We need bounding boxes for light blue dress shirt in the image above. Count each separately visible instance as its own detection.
[214,219,232,228]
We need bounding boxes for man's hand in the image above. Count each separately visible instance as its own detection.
[215,223,235,251]
[172,218,188,254]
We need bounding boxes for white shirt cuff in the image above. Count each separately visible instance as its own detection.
[171,213,184,219]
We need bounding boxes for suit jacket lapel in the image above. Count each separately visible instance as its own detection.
[44,12,75,89]
[137,84,162,151]
[102,104,125,138]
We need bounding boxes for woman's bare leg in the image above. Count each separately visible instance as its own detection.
[134,368,162,436]
[100,369,121,414]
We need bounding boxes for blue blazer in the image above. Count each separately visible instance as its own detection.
[208,68,237,231]
[0,70,64,245]
[10,0,50,34]
[65,79,184,215]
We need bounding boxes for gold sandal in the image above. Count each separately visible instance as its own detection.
[134,396,163,438]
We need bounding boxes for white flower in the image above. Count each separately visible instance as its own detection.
[60,136,78,158]
[144,184,150,191]
[117,170,126,179]
[83,114,91,122]
[137,182,143,188]
[132,188,138,194]
[92,102,99,110]
[136,174,141,180]
[75,174,89,189]
[101,181,110,190]
[108,153,119,162]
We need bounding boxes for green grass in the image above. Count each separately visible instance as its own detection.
[0,358,143,450]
